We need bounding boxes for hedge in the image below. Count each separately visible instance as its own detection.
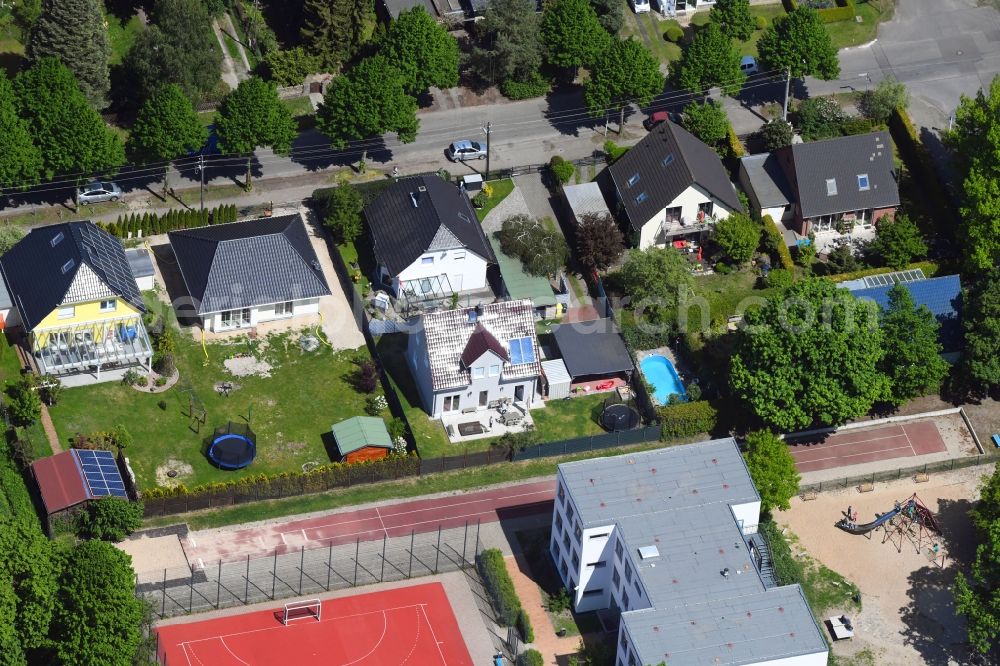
[518,650,544,666]
[516,607,534,642]
[100,204,239,238]
[726,124,746,159]
[501,73,550,101]
[821,260,939,284]
[603,140,630,163]
[763,215,795,272]
[782,0,856,23]
[549,156,575,185]
[659,400,718,440]
[477,548,535,641]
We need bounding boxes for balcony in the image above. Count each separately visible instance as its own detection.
[653,214,715,245]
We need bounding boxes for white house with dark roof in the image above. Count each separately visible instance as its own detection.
[168,214,331,333]
[406,300,541,418]
[553,440,828,666]
[607,121,743,249]
[364,175,496,300]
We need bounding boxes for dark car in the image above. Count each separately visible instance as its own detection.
[644,110,683,130]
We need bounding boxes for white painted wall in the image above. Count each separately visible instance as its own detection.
[763,205,792,224]
[394,249,488,295]
[732,500,762,535]
[754,650,829,666]
[637,184,736,249]
[429,376,537,418]
[135,275,155,291]
[572,524,616,612]
[204,297,320,332]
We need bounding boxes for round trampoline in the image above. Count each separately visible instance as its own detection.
[206,422,257,470]
[600,403,641,432]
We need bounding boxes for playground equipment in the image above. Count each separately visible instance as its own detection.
[206,421,257,470]
[835,493,941,554]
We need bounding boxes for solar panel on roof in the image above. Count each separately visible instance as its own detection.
[863,268,925,289]
[508,337,535,365]
[74,449,128,499]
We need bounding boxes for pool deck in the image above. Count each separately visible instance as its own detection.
[637,346,691,406]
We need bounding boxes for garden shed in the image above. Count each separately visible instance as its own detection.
[541,358,572,400]
[331,417,394,464]
[30,448,134,532]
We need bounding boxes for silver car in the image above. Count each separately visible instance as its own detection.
[447,140,487,161]
[77,181,122,205]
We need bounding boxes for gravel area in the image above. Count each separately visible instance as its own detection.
[118,534,190,584]
[223,356,272,377]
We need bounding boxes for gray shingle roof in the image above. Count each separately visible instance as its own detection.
[608,122,743,232]
[739,153,794,208]
[0,221,144,330]
[552,319,633,378]
[782,131,900,218]
[168,214,330,315]
[364,175,495,276]
[418,300,540,391]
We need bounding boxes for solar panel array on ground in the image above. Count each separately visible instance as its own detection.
[75,449,128,498]
[863,268,926,288]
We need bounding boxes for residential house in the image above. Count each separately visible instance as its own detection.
[365,175,496,301]
[607,121,743,249]
[552,439,829,666]
[0,221,152,382]
[169,214,331,333]
[406,300,541,418]
[330,417,394,464]
[737,152,795,224]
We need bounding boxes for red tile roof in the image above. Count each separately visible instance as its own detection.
[460,323,509,367]
[32,450,89,514]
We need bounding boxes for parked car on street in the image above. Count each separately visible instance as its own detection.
[76,181,122,205]
[632,0,651,12]
[447,140,487,161]
[740,55,759,76]
[644,110,683,130]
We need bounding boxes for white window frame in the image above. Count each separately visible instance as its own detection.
[453,250,466,259]
[99,299,116,312]
[274,301,294,317]
[472,367,485,379]
[58,306,75,319]
[421,256,434,264]
[489,364,500,377]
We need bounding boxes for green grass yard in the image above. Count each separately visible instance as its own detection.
[738,5,789,57]
[106,13,144,66]
[531,393,606,441]
[684,269,774,334]
[474,178,514,222]
[826,2,886,50]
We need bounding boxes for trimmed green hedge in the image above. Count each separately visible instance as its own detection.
[822,260,939,284]
[100,204,238,238]
[518,650,544,666]
[782,0,856,23]
[659,400,718,440]
[762,215,795,272]
[477,548,534,642]
[501,73,550,100]
[727,124,746,159]
[603,140,630,163]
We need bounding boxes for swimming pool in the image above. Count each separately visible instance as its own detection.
[639,354,687,405]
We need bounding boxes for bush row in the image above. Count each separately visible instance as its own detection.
[477,548,534,642]
[501,73,550,101]
[782,0,855,22]
[762,215,795,272]
[659,400,719,440]
[821,259,939,285]
[99,204,239,238]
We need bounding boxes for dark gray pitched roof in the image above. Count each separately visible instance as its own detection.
[739,153,794,208]
[782,131,900,218]
[608,122,743,231]
[364,175,496,276]
[0,221,144,330]
[168,214,331,315]
[552,319,634,378]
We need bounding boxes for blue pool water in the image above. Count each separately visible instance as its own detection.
[639,355,687,404]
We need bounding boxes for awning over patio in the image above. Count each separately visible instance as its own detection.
[552,319,634,379]
[32,315,153,376]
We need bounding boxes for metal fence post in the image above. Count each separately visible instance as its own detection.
[244,555,250,604]
[354,537,359,586]
[216,560,222,608]
[326,542,333,590]
[408,530,415,578]
[271,550,277,599]
[380,534,387,582]
[475,519,481,556]
[188,573,194,613]
[161,568,167,617]
[461,520,469,565]
[435,526,441,573]
[299,546,305,594]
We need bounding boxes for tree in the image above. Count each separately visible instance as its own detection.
[261,47,323,86]
[676,22,744,96]
[794,96,846,141]
[5,375,41,426]
[825,243,861,274]
[682,99,730,147]
[714,213,760,264]
[0,574,25,666]
[12,0,42,40]
[757,6,839,80]
[215,77,297,189]
[617,247,693,324]
[127,84,208,193]
[0,73,41,191]
[879,283,947,406]
[576,212,624,270]
[498,214,569,276]
[322,183,364,243]
[711,0,755,42]
[380,7,459,95]
[760,118,793,151]
[467,0,545,88]
[963,269,1000,389]
[868,213,927,269]
[584,38,663,129]
[591,0,624,34]
[52,540,144,666]
[0,227,24,255]
[26,0,109,109]
[730,279,889,430]
[744,430,800,513]
[859,76,909,123]
[0,516,59,652]
[79,497,144,541]
[301,0,373,71]
[316,55,419,170]
[541,0,610,71]
[15,58,125,180]
[954,521,1000,656]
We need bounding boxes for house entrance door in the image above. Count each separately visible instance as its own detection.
[514,385,525,402]
[479,391,488,407]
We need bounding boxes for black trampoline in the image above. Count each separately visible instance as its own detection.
[600,403,641,432]
[206,422,257,470]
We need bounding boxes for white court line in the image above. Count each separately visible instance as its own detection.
[181,642,202,666]
[301,529,308,542]
[196,558,204,571]
[220,638,252,666]
[375,507,389,540]
[794,432,908,452]
[338,611,388,666]
[901,425,916,455]
[377,487,553,519]
[420,603,449,665]
[797,445,914,465]
[398,606,423,665]
[293,507,505,545]
[189,537,197,548]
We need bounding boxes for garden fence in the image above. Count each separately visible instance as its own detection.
[798,454,994,494]
[511,425,661,461]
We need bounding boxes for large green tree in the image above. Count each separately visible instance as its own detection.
[954,466,1000,656]
[0,516,59,653]
[963,269,1000,389]
[0,573,25,666]
[26,0,109,109]
[757,6,839,80]
[541,0,609,70]
[11,0,42,40]
[301,0,373,71]
[127,84,208,192]
[467,0,545,88]
[859,76,909,123]
[879,283,947,406]
[584,38,663,129]
[744,430,800,513]
[711,0,755,42]
[576,212,624,270]
[714,212,760,264]
[15,58,124,181]
[868,213,927,269]
[677,21,744,95]
[618,247,693,324]
[380,6,459,95]
[498,214,570,276]
[215,77,297,189]
[52,540,144,666]
[682,99,730,147]
[316,55,419,169]
[591,0,624,34]
[731,279,889,430]
[79,497,144,542]
[0,74,41,190]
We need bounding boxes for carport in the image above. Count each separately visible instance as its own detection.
[552,319,634,394]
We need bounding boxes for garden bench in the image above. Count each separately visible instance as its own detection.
[992,434,1000,448]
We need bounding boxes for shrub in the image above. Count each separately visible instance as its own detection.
[664,25,684,42]
[549,156,575,185]
[761,119,793,151]
[755,15,768,29]
[259,47,321,86]
[153,352,175,377]
[545,587,572,613]
[516,607,534,642]
[714,261,732,274]
[320,184,364,244]
[686,381,702,402]
[603,139,629,162]
[8,435,37,471]
[766,267,793,289]
[154,377,167,387]
[762,215,795,272]
[659,400,718,439]
[888,107,958,235]
[365,393,388,415]
[841,116,875,136]
[518,649,544,666]
[500,72,550,100]
[859,76,909,123]
[158,400,168,411]
[355,360,379,393]
[795,96,846,141]
[78,497,144,542]
[726,124,746,158]
[477,548,522,626]
[136,375,148,387]
[5,376,40,426]
[498,214,569,277]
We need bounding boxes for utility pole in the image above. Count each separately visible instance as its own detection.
[481,121,491,180]
[199,154,205,211]
[782,67,791,121]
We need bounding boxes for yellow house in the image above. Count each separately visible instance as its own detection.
[0,221,152,382]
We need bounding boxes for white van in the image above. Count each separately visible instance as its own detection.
[633,0,651,13]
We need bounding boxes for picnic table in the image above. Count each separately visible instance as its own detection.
[828,615,854,641]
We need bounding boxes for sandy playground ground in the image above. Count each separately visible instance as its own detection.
[778,462,995,665]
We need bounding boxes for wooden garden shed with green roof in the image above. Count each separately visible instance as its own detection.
[331,416,393,464]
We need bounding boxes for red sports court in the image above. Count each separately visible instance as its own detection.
[156,582,473,665]
[788,421,947,473]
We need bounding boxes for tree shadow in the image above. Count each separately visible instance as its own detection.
[289,129,394,172]
[543,85,604,137]
[104,0,151,21]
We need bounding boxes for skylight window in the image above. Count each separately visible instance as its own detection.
[635,192,648,204]
[857,174,870,191]
[457,213,471,224]
[661,154,674,167]
[60,259,75,274]
[826,178,838,196]
[627,173,641,187]
[50,232,64,247]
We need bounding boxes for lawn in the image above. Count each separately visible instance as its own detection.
[222,30,242,64]
[283,96,315,118]
[47,296,377,489]
[685,268,774,334]
[826,2,888,50]
[475,178,514,222]
[106,13,144,66]
[532,393,607,441]
[737,5,788,57]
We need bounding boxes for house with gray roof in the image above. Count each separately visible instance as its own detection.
[737,152,795,224]
[168,214,330,333]
[364,175,496,301]
[406,300,541,418]
[552,439,828,666]
[607,121,743,249]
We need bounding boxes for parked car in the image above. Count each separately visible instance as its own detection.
[76,181,122,205]
[633,0,651,12]
[644,110,683,130]
[740,55,759,76]
[447,140,487,161]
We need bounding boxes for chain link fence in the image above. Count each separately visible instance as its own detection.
[799,454,994,494]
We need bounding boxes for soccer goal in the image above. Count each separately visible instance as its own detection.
[282,599,322,625]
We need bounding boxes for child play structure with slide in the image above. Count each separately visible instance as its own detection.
[835,493,943,555]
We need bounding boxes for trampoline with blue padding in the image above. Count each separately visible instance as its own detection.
[206,421,257,470]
